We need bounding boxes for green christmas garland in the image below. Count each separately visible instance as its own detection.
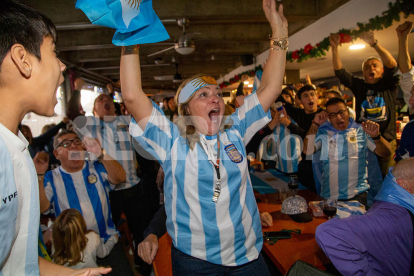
[287,0,414,63]
[219,0,413,88]
[219,65,262,89]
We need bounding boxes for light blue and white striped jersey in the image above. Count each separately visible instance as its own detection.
[73,116,139,190]
[44,161,118,242]
[314,119,376,200]
[0,123,40,276]
[261,120,302,173]
[252,70,262,94]
[129,93,270,266]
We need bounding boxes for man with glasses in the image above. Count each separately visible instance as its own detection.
[324,89,356,119]
[329,31,398,176]
[67,79,161,275]
[38,130,134,275]
[303,98,391,205]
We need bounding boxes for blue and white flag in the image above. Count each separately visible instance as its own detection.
[252,70,262,94]
[76,0,170,45]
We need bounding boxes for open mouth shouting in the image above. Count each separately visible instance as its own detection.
[368,72,376,80]
[208,108,220,123]
[104,103,111,111]
[68,151,84,161]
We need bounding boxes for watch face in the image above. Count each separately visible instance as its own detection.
[281,40,288,48]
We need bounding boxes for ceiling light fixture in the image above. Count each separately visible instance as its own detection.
[174,45,195,55]
[248,84,253,88]
[244,81,249,85]
[349,44,365,50]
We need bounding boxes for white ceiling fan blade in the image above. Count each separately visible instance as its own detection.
[148,46,175,57]
[154,75,174,81]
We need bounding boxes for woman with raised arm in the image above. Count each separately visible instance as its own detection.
[120,0,287,274]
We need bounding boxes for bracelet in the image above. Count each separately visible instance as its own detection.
[121,45,139,55]
[270,46,288,51]
[312,120,320,127]
[37,173,45,176]
[269,39,289,51]
[370,39,378,47]
[269,35,289,40]
[372,134,381,140]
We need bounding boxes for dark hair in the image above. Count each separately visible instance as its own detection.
[325,89,342,98]
[297,84,316,99]
[278,87,294,104]
[325,97,346,109]
[0,0,57,70]
[53,129,77,149]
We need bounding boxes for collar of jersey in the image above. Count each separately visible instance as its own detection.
[59,161,87,175]
[375,169,414,215]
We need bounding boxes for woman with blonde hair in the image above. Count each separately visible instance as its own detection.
[52,209,118,271]
[120,0,287,274]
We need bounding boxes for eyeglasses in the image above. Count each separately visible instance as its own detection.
[57,138,82,148]
[328,109,348,119]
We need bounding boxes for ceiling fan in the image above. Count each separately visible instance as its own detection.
[148,18,200,57]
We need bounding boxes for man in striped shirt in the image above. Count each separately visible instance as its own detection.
[69,82,160,275]
[303,98,391,205]
[39,130,133,275]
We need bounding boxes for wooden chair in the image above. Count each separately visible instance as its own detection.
[116,212,135,253]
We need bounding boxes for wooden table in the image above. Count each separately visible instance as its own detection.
[153,174,330,276]
[256,189,331,275]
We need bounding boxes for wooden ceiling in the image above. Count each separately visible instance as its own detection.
[21,0,350,91]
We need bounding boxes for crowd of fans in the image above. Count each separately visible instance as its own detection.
[1,1,414,276]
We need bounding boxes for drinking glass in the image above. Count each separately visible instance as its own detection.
[288,175,298,195]
[322,198,337,219]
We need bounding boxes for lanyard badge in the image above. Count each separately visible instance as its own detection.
[212,134,221,203]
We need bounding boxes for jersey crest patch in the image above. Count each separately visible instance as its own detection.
[348,136,357,143]
[87,173,98,184]
[225,144,243,163]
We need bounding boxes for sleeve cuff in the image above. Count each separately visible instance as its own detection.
[395,67,414,78]
[129,102,157,137]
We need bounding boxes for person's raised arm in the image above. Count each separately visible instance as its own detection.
[256,0,288,112]
[397,21,413,74]
[303,112,327,155]
[361,31,397,68]
[66,78,85,121]
[83,138,126,184]
[362,120,391,158]
[33,152,51,213]
[31,118,68,150]
[120,46,153,130]
[329,34,342,71]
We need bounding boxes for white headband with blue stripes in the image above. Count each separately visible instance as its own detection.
[178,76,219,104]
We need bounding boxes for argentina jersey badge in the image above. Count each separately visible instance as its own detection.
[347,129,357,143]
[225,143,243,163]
[87,173,98,184]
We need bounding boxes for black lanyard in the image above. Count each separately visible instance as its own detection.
[212,134,221,203]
